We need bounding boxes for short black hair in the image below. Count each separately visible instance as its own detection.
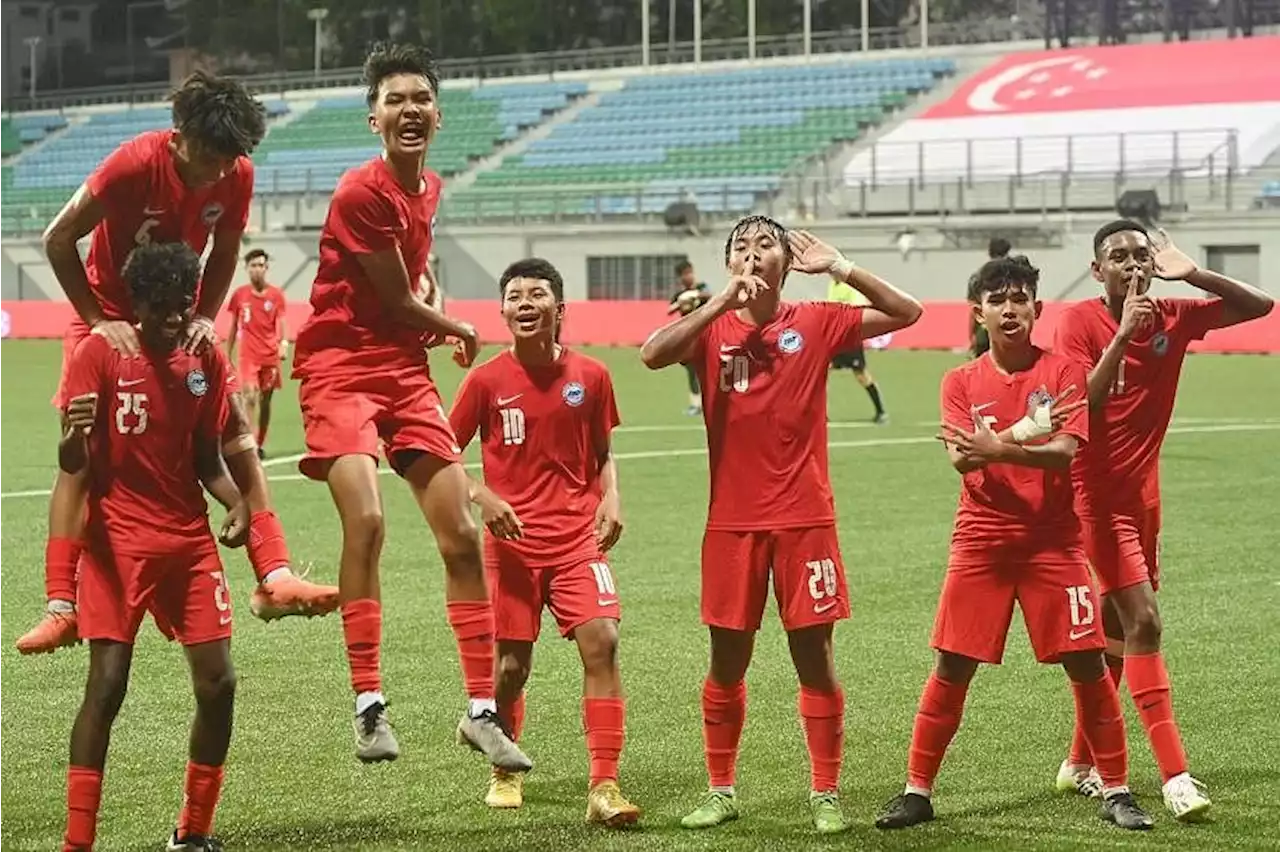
[364,42,440,107]
[123,243,201,311]
[499,257,564,303]
[243,248,269,264]
[1092,219,1149,256]
[675,260,693,276]
[170,71,266,159]
[968,254,1040,303]
[988,237,1012,258]
[723,214,791,267]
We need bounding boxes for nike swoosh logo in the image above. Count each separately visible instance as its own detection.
[496,394,523,406]
[597,598,618,607]
[719,344,740,353]
[118,378,146,387]
[143,208,165,216]
[814,601,838,614]
[972,402,997,412]
[1069,628,1096,640]
[219,614,232,626]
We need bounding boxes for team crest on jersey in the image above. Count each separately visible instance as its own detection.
[562,381,586,407]
[1026,386,1054,410]
[186,369,209,397]
[201,203,224,227]
[1151,331,1169,356]
[264,300,274,312]
[778,328,804,354]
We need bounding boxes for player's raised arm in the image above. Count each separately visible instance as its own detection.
[789,230,923,339]
[42,186,138,354]
[192,233,244,349]
[1151,230,1274,329]
[640,273,761,369]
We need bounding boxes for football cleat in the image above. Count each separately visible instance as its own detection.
[809,791,849,834]
[875,792,935,829]
[354,702,400,763]
[15,610,80,655]
[1056,760,1103,798]
[457,709,533,772]
[1101,790,1155,830]
[680,790,739,829]
[485,768,524,809]
[1163,773,1211,823]
[249,571,339,621]
[585,780,641,828]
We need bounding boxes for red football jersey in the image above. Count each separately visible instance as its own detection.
[690,301,863,531]
[450,348,620,568]
[292,158,442,378]
[941,349,1089,552]
[64,334,236,557]
[84,130,254,322]
[1054,297,1222,510]
[228,284,286,364]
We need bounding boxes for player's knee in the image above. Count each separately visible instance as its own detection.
[193,666,237,709]
[577,619,620,675]
[934,652,979,685]
[1125,603,1162,648]
[84,668,129,721]
[435,515,481,567]
[341,506,385,553]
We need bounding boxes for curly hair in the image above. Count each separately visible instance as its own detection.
[968,254,1040,303]
[499,257,564,303]
[123,243,201,312]
[170,70,266,158]
[723,214,792,268]
[1092,218,1149,256]
[364,42,440,106]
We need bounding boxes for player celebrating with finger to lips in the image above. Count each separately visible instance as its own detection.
[641,216,923,835]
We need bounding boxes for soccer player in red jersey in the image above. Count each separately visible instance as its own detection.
[641,217,923,834]
[1052,221,1273,820]
[291,42,528,771]
[58,242,273,852]
[227,248,288,458]
[449,258,641,826]
[874,255,1153,832]
[18,72,335,656]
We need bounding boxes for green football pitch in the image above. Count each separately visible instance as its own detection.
[3,341,1278,851]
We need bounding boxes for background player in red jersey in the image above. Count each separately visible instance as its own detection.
[18,72,335,655]
[449,258,640,827]
[58,242,269,852]
[1052,221,1273,821]
[641,217,923,834]
[291,42,529,772]
[875,255,1152,832]
[227,249,288,458]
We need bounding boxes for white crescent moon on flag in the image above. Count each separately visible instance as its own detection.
[966,55,1082,113]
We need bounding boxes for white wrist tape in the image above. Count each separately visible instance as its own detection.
[1009,403,1055,443]
[830,258,857,281]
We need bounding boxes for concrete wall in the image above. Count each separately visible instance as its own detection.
[4,212,1276,304]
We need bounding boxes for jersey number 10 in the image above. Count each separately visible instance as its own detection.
[500,408,526,446]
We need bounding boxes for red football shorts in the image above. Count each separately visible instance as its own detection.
[700,526,849,633]
[297,365,462,480]
[1080,505,1163,595]
[932,546,1105,665]
[52,320,93,409]
[238,358,282,393]
[486,551,621,642]
[77,542,232,646]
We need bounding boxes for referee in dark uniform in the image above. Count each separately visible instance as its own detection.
[668,260,711,415]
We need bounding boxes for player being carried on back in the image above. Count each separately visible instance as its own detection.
[18,71,336,657]
[291,41,529,772]
[226,249,288,459]
[1052,221,1273,821]
[59,242,291,852]
[875,255,1153,832]
[641,217,923,835]
[449,257,641,828]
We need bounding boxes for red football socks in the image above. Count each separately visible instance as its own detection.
[1072,673,1129,788]
[246,511,291,583]
[906,674,969,793]
[798,686,845,792]
[584,697,626,786]
[446,600,495,699]
[499,691,526,742]
[177,762,225,839]
[1126,652,1189,781]
[701,678,746,788]
[341,599,382,694]
[46,537,81,603]
[63,766,102,852]
[1068,654,1124,766]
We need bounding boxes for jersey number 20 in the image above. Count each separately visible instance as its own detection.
[719,355,749,393]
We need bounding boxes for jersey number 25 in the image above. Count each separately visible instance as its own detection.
[115,392,149,435]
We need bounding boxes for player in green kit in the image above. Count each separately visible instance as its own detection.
[827,276,888,423]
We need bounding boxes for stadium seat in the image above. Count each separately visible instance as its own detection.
[452,57,954,219]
